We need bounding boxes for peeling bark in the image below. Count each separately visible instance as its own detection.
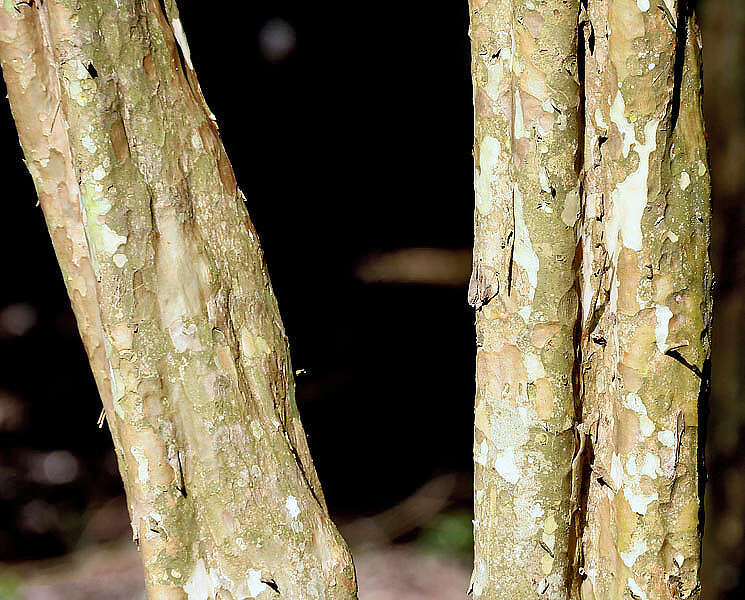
[469,0,711,598]
[0,2,357,598]
[468,0,582,598]
[578,1,710,599]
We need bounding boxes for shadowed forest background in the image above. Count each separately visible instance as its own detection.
[0,1,743,598]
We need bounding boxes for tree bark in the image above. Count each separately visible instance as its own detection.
[469,0,711,598]
[468,0,582,598]
[578,2,710,599]
[0,2,357,599]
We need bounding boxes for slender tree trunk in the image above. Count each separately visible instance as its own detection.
[469,0,711,598]
[468,0,582,598]
[578,2,710,599]
[0,2,357,599]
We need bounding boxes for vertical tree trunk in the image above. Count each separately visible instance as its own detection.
[578,2,710,599]
[0,2,357,599]
[468,0,582,598]
[469,0,711,598]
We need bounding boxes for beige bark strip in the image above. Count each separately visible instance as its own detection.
[0,2,357,598]
[468,0,582,597]
[578,1,711,598]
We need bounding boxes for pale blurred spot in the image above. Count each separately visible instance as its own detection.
[30,450,80,485]
[356,248,472,286]
[0,390,26,431]
[20,499,57,534]
[79,497,131,543]
[258,18,296,63]
[0,303,37,337]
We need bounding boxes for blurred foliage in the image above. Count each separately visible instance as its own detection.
[0,573,19,600]
[416,510,474,562]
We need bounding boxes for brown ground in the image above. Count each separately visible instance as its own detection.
[7,541,470,600]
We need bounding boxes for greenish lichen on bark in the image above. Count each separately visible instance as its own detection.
[469,0,711,598]
[577,1,711,598]
[468,0,582,597]
[0,2,357,599]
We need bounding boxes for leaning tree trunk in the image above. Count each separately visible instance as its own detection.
[0,2,357,599]
[468,0,711,598]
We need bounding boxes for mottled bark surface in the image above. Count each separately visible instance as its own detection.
[0,1,357,599]
[578,2,710,599]
[469,0,711,598]
[468,0,581,598]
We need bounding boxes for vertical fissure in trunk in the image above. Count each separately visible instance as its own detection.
[470,0,711,598]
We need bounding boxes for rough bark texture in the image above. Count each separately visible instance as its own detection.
[578,2,710,599]
[0,2,357,599]
[468,0,582,598]
[469,0,711,598]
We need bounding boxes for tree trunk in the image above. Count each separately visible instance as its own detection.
[469,0,711,598]
[468,0,582,597]
[578,2,710,599]
[0,2,357,599]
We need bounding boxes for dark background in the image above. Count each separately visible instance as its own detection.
[0,1,743,598]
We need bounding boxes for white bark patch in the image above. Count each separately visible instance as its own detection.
[623,393,655,437]
[607,118,659,254]
[628,577,649,600]
[679,171,691,190]
[518,306,532,323]
[610,91,635,159]
[475,439,489,466]
[623,393,646,414]
[594,108,608,130]
[286,495,301,518]
[513,185,539,300]
[81,135,97,153]
[539,167,550,193]
[184,559,211,600]
[92,165,106,181]
[470,560,486,597]
[130,446,148,484]
[113,253,128,268]
[80,183,127,258]
[636,0,650,10]
[243,569,268,598]
[524,353,545,382]
[494,447,520,484]
[168,318,203,353]
[561,188,580,227]
[621,538,648,567]
[654,305,673,353]
[475,136,501,216]
[639,416,655,437]
[485,60,504,101]
[640,453,662,479]
[172,18,195,70]
[623,485,659,516]
[658,430,675,447]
